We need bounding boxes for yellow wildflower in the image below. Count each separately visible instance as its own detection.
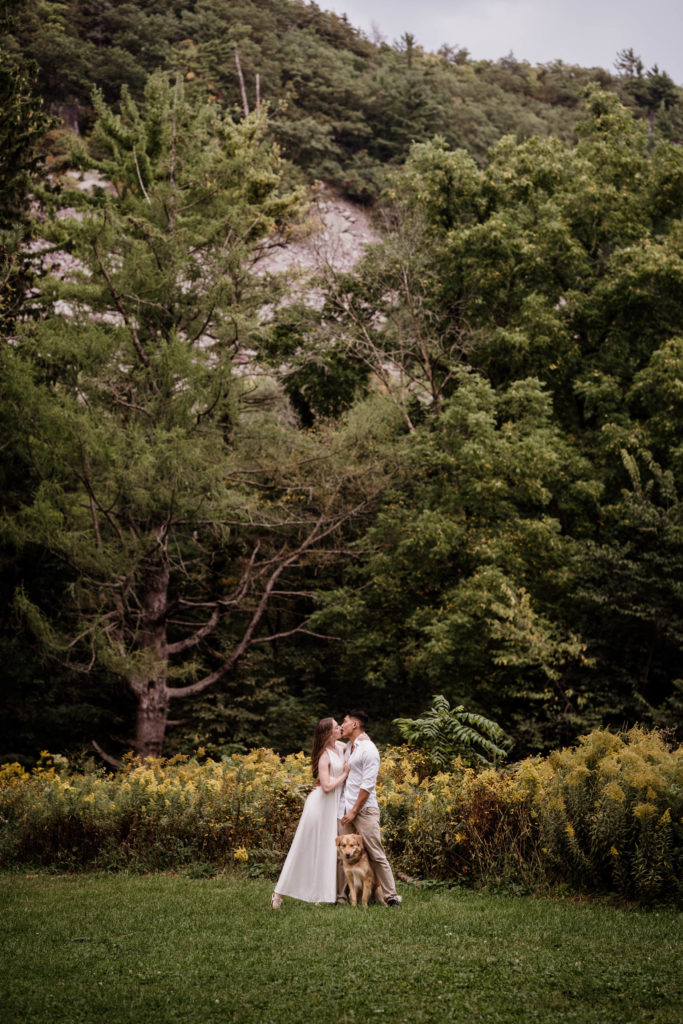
[603,781,626,803]
[633,802,657,821]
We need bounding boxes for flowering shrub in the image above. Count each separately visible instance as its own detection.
[0,729,679,902]
[0,749,311,873]
[378,748,542,888]
[517,727,682,901]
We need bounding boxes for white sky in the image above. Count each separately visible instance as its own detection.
[322,0,683,85]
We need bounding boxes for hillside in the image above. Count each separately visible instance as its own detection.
[7,0,683,199]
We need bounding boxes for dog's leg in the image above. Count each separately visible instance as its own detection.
[361,876,374,906]
[348,878,358,906]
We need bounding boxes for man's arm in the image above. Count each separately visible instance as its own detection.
[341,787,369,826]
[341,743,379,825]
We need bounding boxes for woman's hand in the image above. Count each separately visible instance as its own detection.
[341,762,350,778]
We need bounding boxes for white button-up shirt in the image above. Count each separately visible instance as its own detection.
[340,737,380,816]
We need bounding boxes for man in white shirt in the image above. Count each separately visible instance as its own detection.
[337,708,400,907]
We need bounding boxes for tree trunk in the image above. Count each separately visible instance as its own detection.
[136,681,170,759]
[133,546,171,759]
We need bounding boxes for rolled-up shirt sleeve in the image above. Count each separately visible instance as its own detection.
[359,744,380,793]
[342,738,381,814]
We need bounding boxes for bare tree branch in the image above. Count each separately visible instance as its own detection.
[165,605,221,655]
[167,501,366,700]
[235,49,250,117]
[251,626,338,644]
[92,740,123,770]
[132,147,151,205]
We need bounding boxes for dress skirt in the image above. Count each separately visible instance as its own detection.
[274,747,343,903]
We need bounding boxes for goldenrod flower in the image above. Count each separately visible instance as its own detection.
[603,781,626,803]
[633,802,657,821]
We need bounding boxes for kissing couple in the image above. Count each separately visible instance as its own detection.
[270,709,401,908]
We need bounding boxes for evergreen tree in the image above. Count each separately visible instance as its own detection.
[0,72,377,760]
[0,0,51,331]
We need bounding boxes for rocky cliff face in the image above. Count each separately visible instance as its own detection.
[34,177,377,288]
[259,184,379,277]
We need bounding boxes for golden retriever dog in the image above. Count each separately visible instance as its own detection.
[336,833,386,906]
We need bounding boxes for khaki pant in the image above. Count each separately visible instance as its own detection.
[337,807,397,902]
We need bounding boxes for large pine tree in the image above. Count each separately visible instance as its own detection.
[1,73,375,759]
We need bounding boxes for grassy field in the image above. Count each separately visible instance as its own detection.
[1,873,680,1024]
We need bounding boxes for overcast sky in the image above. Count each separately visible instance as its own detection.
[322,0,683,85]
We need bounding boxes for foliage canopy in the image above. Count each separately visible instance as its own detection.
[1,3,682,762]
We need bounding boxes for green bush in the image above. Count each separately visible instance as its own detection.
[516,727,682,901]
[0,729,679,902]
[378,748,542,888]
[0,749,310,872]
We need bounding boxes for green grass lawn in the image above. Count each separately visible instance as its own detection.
[1,873,680,1024]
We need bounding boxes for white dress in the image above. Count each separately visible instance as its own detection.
[274,744,345,903]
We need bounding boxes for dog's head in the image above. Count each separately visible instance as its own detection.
[336,833,365,863]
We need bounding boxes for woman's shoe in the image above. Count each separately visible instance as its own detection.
[270,892,283,909]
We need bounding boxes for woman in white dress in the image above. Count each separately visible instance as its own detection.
[270,718,349,908]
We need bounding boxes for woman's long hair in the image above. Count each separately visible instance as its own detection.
[310,717,336,778]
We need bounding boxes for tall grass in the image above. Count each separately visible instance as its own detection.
[1,873,681,1024]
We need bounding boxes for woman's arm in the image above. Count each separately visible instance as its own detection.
[318,752,349,793]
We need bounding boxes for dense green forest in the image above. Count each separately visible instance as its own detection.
[5,0,683,197]
[1,0,682,766]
